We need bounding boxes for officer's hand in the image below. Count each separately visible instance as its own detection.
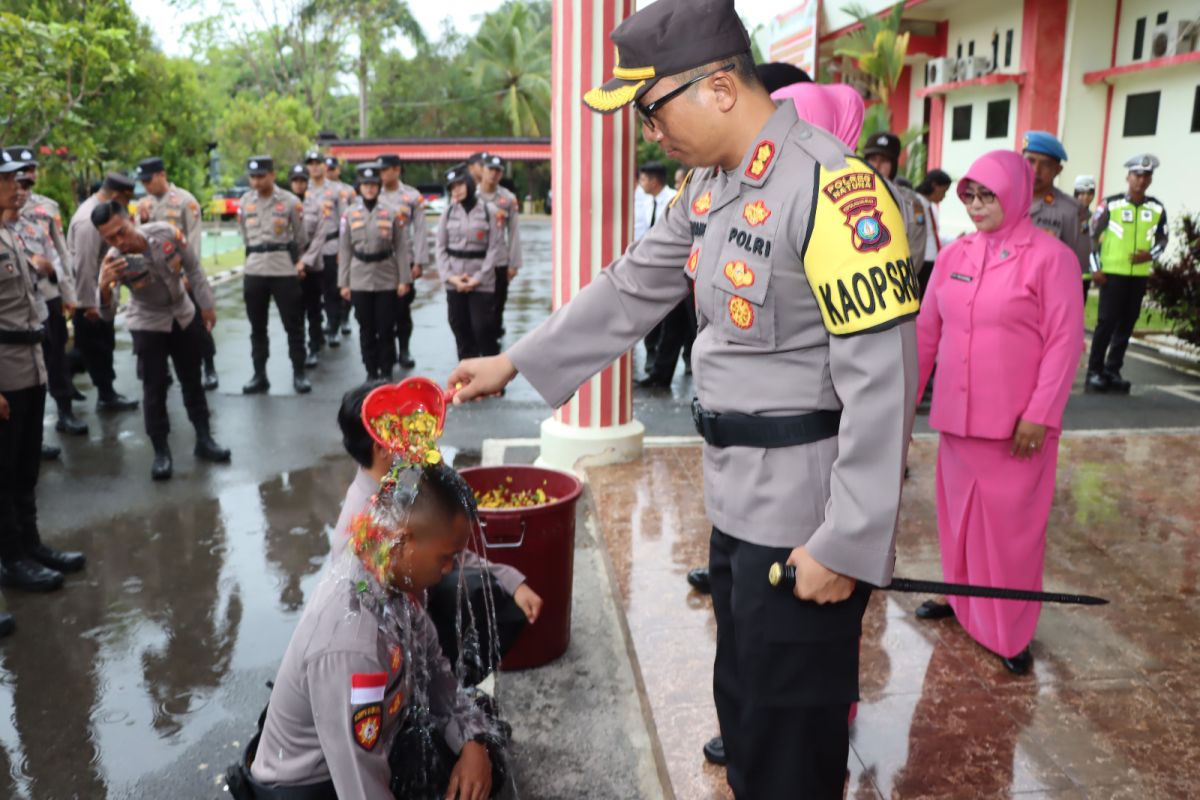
[446,741,491,800]
[30,255,53,277]
[447,355,517,405]
[84,308,100,321]
[1010,419,1047,460]
[201,308,217,332]
[0,393,9,421]
[1131,250,1152,264]
[786,546,855,604]
[507,267,517,281]
[98,254,126,289]
[340,287,352,301]
[295,261,305,278]
[397,283,411,297]
[411,264,424,280]
[1092,272,1107,286]
[63,302,76,318]
[513,582,543,623]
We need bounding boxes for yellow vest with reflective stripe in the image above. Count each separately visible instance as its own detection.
[1098,196,1164,277]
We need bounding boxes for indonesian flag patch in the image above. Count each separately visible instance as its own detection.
[352,704,382,751]
[350,672,387,705]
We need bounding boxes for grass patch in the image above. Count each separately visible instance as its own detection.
[1084,289,1169,332]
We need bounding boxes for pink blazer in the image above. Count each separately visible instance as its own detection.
[916,223,1084,439]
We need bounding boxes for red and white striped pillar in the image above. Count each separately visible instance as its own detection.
[537,0,644,471]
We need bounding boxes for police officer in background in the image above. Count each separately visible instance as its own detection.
[0,148,87,600]
[379,154,429,370]
[1074,174,1097,300]
[467,151,487,185]
[1086,154,1167,395]
[447,2,918,796]
[92,201,231,480]
[1022,132,1090,292]
[6,147,88,437]
[135,156,220,391]
[68,171,139,413]
[325,156,356,334]
[438,163,503,360]
[287,163,309,202]
[237,156,312,395]
[861,132,927,274]
[337,163,412,380]
[301,150,344,360]
[476,154,522,340]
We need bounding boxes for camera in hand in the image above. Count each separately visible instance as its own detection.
[120,253,148,284]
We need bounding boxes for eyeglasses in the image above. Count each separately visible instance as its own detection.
[959,188,998,206]
[635,63,734,130]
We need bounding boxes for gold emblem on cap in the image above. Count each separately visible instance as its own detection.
[584,80,646,111]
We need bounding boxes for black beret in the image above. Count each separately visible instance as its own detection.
[304,150,323,163]
[483,154,505,170]
[445,163,471,186]
[357,163,383,184]
[862,133,901,163]
[325,156,340,169]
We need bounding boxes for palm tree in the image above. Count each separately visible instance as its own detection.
[466,2,551,137]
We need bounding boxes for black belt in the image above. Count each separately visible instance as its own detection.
[0,328,45,345]
[325,231,338,242]
[692,399,841,449]
[353,249,391,263]
[446,248,486,260]
[245,243,290,254]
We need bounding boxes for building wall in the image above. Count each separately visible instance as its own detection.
[944,3,1023,75]
[1115,0,1200,67]
[1058,0,1118,203]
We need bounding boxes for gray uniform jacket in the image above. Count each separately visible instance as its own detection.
[436,202,503,294]
[12,214,72,308]
[140,184,203,265]
[477,187,522,271]
[1030,186,1090,274]
[0,225,47,391]
[507,102,920,586]
[250,563,491,796]
[99,222,214,332]
[21,192,73,305]
[238,187,307,277]
[892,182,928,272]
[67,194,104,310]
[336,201,413,292]
[302,181,345,266]
[380,184,431,267]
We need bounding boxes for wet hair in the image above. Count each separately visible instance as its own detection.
[756,61,812,93]
[410,462,478,524]
[338,379,388,468]
[916,169,952,196]
[90,199,128,229]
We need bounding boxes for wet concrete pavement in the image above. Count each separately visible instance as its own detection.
[6,214,1200,798]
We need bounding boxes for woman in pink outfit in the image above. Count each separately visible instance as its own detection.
[914,150,1084,674]
[770,82,865,149]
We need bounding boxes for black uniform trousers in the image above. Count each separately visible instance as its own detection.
[243,274,306,374]
[300,264,325,351]
[492,265,510,336]
[41,297,73,410]
[73,312,117,395]
[1088,274,1147,375]
[187,289,217,364]
[709,528,869,800]
[395,282,416,358]
[446,290,498,360]
[130,314,210,439]
[0,384,46,563]
[646,291,697,384]
[351,290,399,378]
[321,253,343,334]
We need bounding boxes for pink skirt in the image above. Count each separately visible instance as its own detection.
[935,432,1059,658]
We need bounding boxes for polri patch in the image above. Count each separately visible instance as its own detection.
[822,172,875,203]
[692,192,712,216]
[723,261,754,289]
[742,200,771,227]
[728,296,754,329]
[841,196,892,253]
[388,692,404,716]
[686,248,700,274]
[352,705,382,751]
[745,141,775,180]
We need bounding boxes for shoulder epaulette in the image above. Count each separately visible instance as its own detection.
[667,170,694,211]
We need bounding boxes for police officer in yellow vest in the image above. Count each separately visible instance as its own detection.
[1086,153,1167,394]
[447,1,918,796]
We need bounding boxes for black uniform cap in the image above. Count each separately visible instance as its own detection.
[246,156,274,176]
[467,152,488,165]
[103,171,136,192]
[583,0,751,114]
[378,154,403,169]
[0,147,30,174]
[135,157,166,181]
[304,150,323,164]
[2,146,37,170]
[289,164,309,181]
[445,163,471,186]
[862,132,901,163]
[357,163,383,185]
[325,156,340,169]
[483,154,505,170]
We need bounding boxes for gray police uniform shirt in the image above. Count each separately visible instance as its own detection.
[250,562,491,796]
[67,193,105,310]
[507,101,920,587]
[892,182,928,272]
[336,200,413,292]
[477,186,523,271]
[1030,186,1090,274]
[380,184,431,267]
[302,180,346,265]
[13,214,73,308]
[21,192,74,305]
[140,184,203,265]
[98,222,214,332]
[0,225,48,391]
[238,187,307,278]
[436,202,504,294]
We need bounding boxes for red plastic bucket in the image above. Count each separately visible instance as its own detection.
[458,465,584,670]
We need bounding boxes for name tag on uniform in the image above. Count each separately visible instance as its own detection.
[950,272,973,283]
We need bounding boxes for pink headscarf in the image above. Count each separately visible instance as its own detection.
[958,150,1035,243]
[770,83,865,149]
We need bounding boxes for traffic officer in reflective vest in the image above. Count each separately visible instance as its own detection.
[476,154,522,340]
[446,1,918,796]
[337,163,412,380]
[135,156,220,391]
[1022,132,1090,296]
[438,164,504,361]
[378,154,429,370]
[1086,153,1167,395]
[237,156,312,395]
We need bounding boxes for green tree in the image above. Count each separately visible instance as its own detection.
[466,1,551,137]
[215,92,319,186]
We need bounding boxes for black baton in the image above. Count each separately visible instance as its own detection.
[767,563,1108,606]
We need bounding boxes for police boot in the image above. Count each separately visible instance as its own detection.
[41,444,61,461]
[1084,371,1110,394]
[203,358,219,391]
[397,350,416,370]
[340,319,351,336]
[150,434,173,481]
[1105,370,1131,394]
[304,348,320,369]
[55,401,89,436]
[30,543,86,573]
[0,612,13,638]
[328,327,341,348]
[686,567,711,593]
[194,423,231,463]
[96,390,138,412]
[293,371,312,394]
[242,372,270,395]
[0,559,62,592]
[702,736,726,766]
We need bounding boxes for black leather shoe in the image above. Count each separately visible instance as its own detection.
[915,600,954,620]
[56,411,88,436]
[1084,371,1110,394]
[70,386,86,402]
[305,350,320,369]
[1105,370,1131,394]
[96,392,138,412]
[328,329,341,348]
[242,374,270,395]
[194,431,231,463]
[686,567,711,594]
[30,543,85,573]
[702,736,726,766]
[636,376,672,390]
[0,559,64,592]
[1001,647,1033,675]
[293,373,312,394]
[151,438,173,481]
[41,444,61,461]
[340,322,351,335]
[0,612,14,638]
[203,363,219,391]
[397,351,416,370]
